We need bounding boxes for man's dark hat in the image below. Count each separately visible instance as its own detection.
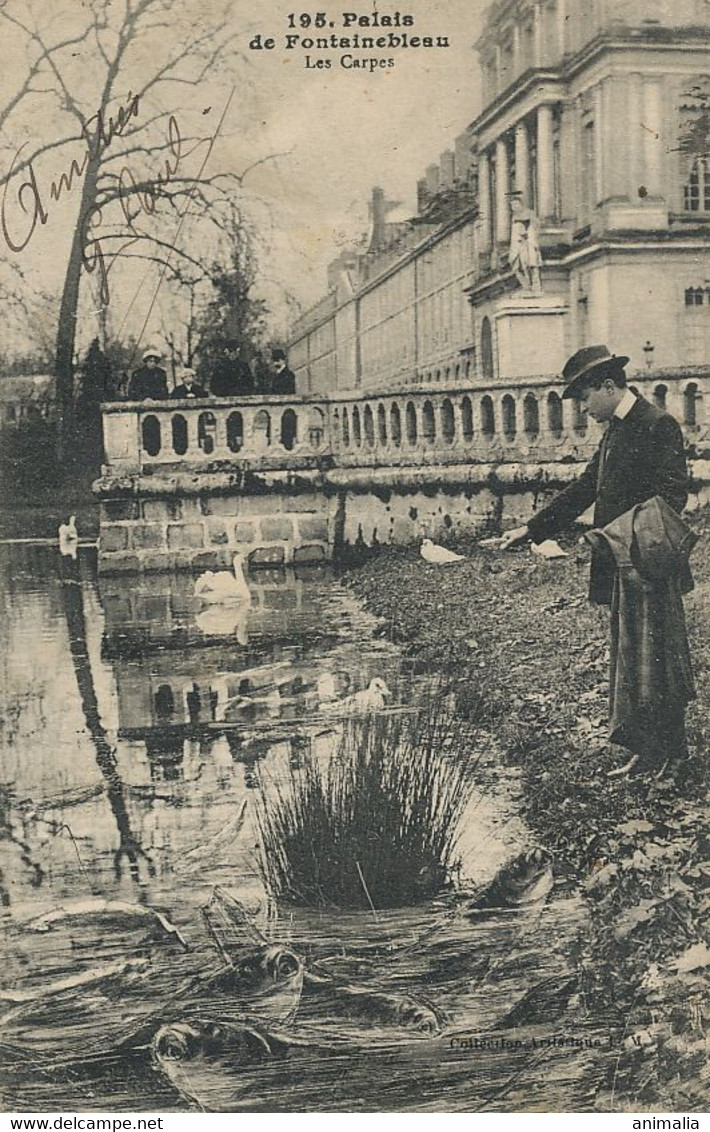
[271,348,286,362]
[561,344,629,399]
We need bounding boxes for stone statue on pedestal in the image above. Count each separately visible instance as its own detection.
[509,194,542,293]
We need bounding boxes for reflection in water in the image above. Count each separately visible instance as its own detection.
[58,554,155,886]
[0,546,605,1112]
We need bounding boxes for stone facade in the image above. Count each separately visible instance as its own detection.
[288,1,710,391]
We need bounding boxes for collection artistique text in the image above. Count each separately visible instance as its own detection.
[249,11,450,70]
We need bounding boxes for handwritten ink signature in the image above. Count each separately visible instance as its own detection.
[82,112,187,305]
[2,86,228,310]
[1,91,140,255]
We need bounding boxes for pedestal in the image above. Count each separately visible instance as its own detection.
[493,294,568,381]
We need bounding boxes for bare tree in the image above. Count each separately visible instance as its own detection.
[0,0,244,460]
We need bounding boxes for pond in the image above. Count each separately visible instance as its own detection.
[0,546,614,1112]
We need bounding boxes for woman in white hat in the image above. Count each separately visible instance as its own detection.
[127,348,169,400]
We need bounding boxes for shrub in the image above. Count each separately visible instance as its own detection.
[256,703,476,909]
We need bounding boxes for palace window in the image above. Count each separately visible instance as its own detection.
[685,286,706,306]
[683,157,710,213]
[480,317,494,380]
[580,118,596,220]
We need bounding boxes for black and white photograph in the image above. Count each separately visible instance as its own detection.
[0,0,708,1116]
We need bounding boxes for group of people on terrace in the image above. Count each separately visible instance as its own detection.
[126,341,296,402]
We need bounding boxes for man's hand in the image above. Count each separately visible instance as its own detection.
[499,525,530,550]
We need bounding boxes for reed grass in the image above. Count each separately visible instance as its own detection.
[256,701,476,908]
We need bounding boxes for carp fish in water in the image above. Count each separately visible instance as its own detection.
[465,848,554,912]
[1,891,304,1064]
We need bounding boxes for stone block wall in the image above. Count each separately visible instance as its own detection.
[99,489,336,573]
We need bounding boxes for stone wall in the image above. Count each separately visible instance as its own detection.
[98,486,336,573]
[97,458,710,573]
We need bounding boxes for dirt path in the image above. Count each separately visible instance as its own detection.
[342,514,710,1111]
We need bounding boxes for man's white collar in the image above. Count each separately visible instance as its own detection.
[614,388,637,420]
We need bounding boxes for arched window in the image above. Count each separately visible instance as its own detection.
[363,404,375,447]
[253,409,271,447]
[480,395,495,436]
[171,414,188,455]
[481,317,494,380]
[342,407,350,446]
[461,396,474,441]
[377,403,387,444]
[352,405,362,447]
[390,403,402,447]
[142,414,161,456]
[547,392,563,437]
[684,382,700,426]
[405,401,418,445]
[441,399,455,444]
[154,684,175,722]
[422,400,436,442]
[572,398,587,435]
[502,395,517,439]
[281,408,298,450]
[227,411,243,452]
[523,393,539,437]
[652,384,668,411]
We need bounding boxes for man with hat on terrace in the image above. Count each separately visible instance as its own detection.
[500,345,695,779]
[270,348,296,395]
[127,347,169,401]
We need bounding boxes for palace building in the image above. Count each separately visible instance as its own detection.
[288,0,710,393]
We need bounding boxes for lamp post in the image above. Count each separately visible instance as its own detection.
[643,340,655,370]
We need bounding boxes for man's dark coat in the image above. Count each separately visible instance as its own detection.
[271,366,296,395]
[526,396,689,604]
[585,497,697,758]
[210,358,254,397]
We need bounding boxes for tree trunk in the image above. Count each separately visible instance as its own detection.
[54,156,101,464]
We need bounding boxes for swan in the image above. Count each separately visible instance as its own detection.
[58,515,79,554]
[194,553,251,604]
[195,604,250,644]
[322,677,392,715]
[420,538,465,564]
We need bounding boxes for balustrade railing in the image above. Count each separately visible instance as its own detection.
[101,370,708,474]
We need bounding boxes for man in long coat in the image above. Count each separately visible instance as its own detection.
[501,344,694,777]
[210,341,254,397]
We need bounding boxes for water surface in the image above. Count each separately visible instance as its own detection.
[0,547,612,1112]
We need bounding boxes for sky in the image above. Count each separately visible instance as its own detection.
[0,0,487,355]
[235,0,486,318]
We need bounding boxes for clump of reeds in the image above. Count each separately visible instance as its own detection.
[256,701,475,908]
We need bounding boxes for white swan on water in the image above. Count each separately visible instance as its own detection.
[322,677,392,715]
[194,553,251,604]
[58,516,79,556]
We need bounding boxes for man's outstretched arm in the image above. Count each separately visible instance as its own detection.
[500,445,601,548]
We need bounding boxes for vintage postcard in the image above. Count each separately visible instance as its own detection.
[0,0,708,1117]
